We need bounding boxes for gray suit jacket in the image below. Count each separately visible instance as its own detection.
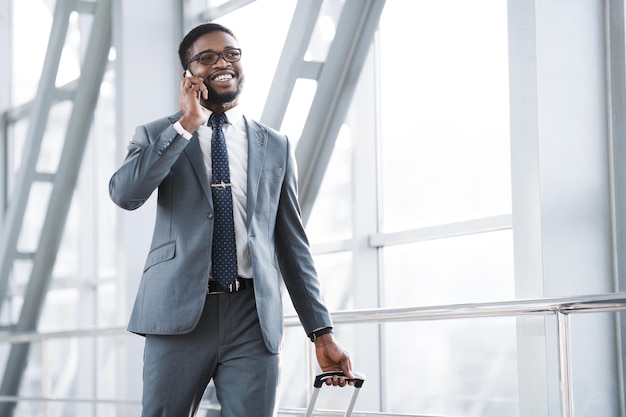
[109,111,332,353]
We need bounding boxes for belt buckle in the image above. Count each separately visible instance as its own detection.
[229,279,241,292]
[208,278,240,295]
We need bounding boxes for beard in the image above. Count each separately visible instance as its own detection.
[204,75,245,106]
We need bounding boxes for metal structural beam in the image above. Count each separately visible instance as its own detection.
[293,0,386,224]
[0,0,73,312]
[0,0,10,220]
[183,0,258,33]
[0,0,112,415]
[203,0,256,22]
[606,0,626,412]
[259,0,386,223]
[260,0,324,129]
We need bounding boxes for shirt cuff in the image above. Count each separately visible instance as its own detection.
[173,121,192,140]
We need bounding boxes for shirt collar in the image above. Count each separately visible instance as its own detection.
[207,106,244,129]
[224,106,244,129]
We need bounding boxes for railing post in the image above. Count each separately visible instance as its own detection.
[557,311,574,417]
[42,339,49,417]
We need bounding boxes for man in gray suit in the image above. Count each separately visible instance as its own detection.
[109,22,353,417]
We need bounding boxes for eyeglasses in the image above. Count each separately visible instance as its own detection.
[185,48,242,67]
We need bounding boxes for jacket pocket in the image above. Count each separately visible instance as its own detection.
[143,240,176,271]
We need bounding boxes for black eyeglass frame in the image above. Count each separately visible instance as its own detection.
[185,48,242,68]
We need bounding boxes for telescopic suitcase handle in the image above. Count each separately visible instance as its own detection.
[306,371,365,417]
[313,371,365,388]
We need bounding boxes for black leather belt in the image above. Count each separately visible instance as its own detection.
[207,277,253,295]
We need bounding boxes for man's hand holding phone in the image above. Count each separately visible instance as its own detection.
[178,69,209,132]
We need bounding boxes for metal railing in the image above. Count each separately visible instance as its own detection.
[0,293,624,417]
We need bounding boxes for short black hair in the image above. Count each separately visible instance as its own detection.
[178,23,237,69]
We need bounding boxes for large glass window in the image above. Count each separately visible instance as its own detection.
[376,1,515,415]
[5,1,120,415]
[3,0,522,416]
[379,0,511,232]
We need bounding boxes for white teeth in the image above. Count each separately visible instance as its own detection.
[213,74,232,82]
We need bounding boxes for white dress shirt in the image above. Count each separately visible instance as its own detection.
[173,107,253,279]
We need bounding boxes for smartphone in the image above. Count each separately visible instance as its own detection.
[185,69,201,99]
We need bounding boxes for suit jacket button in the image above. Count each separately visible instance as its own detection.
[206,212,213,219]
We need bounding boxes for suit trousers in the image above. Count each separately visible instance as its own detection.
[140,287,280,417]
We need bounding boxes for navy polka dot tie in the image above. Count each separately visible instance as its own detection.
[209,112,238,289]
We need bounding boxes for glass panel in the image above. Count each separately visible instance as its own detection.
[216,0,297,120]
[4,287,25,324]
[13,401,45,417]
[37,101,72,173]
[379,0,511,232]
[53,198,83,284]
[315,250,353,310]
[94,71,118,283]
[304,0,344,62]
[277,326,309,411]
[96,282,118,327]
[12,0,54,106]
[383,318,518,416]
[56,11,83,86]
[19,341,45,399]
[383,230,514,307]
[40,289,82,331]
[282,78,317,144]
[306,123,354,243]
[7,118,29,189]
[97,403,143,417]
[17,182,52,253]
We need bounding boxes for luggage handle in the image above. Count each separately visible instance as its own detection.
[314,371,365,388]
[306,371,365,417]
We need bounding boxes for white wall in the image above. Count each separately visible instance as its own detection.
[113,0,183,405]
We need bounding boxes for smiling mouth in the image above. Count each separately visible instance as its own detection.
[212,73,233,82]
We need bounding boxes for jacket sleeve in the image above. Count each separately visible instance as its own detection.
[109,121,189,211]
[274,138,333,335]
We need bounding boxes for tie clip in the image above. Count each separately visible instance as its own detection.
[211,181,233,191]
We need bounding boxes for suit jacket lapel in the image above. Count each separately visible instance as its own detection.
[184,134,213,204]
[166,110,212,203]
[172,114,268,215]
[245,116,268,229]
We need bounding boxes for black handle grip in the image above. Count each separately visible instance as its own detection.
[314,371,365,388]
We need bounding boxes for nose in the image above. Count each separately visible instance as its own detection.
[215,52,231,65]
